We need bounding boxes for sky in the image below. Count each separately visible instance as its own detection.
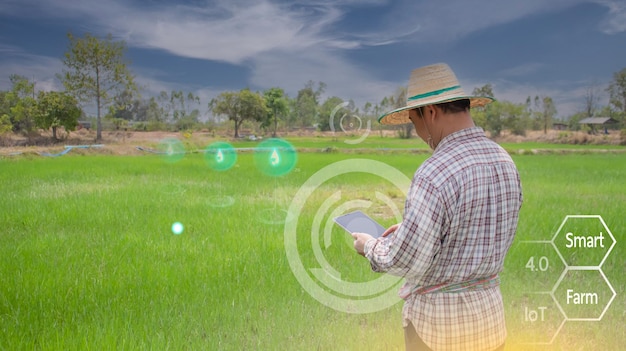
[1,0,625,120]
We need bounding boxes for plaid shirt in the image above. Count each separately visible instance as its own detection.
[365,127,522,351]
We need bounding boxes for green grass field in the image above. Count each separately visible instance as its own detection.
[1,140,624,350]
[230,135,626,152]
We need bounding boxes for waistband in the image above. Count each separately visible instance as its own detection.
[399,274,500,300]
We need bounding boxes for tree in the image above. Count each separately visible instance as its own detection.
[471,84,495,129]
[3,75,36,134]
[540,96,557,134]
[109,89,138,121]
[377,96,392,136]
[471,107,487,130]
[502,101,531,136]
[0,90,12,134]
[317,96,345,131]
[386,86,410,138]
[144,97,165,130]
[567,111,586,131]
[154,90,201,130]
[209,89,268,138]
[472,84,495,99]
[583,81,602,118]
[34,91,82,139]
[370,102,384,136]
[263,87,289,137]
[170,90,200,122]
[0,114,11,135]
[607,67,626,123]
[171,91,201,131]
[0,91,8,124]
[478,101,526,138]
[363,102,372,118]
[61,33,137,141]
[295,80,325,128]
[527,95,557,134]
[484,101,505,137]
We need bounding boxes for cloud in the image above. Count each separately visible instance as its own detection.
[0,49,64,92]
[132,69,224,120]
[485,77,611,119]
[119,2,324,64]
[1,0,621,121]
[0,0,342,63]
[250,48,398,108]
[0,0,407,106]
[0,0,417,62]
[112,0,423,64]
[596,0,626,34]
[381,0,591,43]
[499,63,546,77]
[0,44,21,55]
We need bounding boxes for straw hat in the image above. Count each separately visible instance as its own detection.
[378,63,493,125]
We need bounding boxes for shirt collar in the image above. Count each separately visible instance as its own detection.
[433,127,485,153]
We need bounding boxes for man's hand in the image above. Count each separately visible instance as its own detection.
[352,232,375,256]
[382,223,400,237]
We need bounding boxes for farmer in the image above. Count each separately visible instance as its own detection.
[352,63,523,351]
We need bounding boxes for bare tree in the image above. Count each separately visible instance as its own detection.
[61,33,136,141]
[584,81,601,117]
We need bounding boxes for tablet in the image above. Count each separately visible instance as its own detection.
[333,210,386,238]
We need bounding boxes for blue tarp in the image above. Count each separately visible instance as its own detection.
[37,144,104,157]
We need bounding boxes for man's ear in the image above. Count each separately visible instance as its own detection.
[428,105,438,122]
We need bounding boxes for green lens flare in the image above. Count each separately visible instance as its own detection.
[205,142,237,171]
[171,222,184,235]
[158,138,186,163]
[254,138,297,177]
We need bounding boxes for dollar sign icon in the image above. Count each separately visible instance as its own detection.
[216,149,224,163]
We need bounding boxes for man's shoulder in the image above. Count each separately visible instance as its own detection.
[444,131,513,164]
[418,135,517,185]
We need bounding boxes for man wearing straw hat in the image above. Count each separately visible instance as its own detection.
[353,63,522,351]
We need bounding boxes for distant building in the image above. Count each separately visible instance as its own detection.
[578,117,619,134]
[552,123,568,131]
[77,121,91,130]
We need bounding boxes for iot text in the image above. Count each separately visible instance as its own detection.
[524,306,547,322]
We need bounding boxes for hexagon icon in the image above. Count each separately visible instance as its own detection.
[552,267,616,321]
[551,215,616,267]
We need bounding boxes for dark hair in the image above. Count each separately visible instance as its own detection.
[414,99,470,118]
[435,99,470,113]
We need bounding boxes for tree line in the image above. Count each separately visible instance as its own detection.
[1,32,626,142]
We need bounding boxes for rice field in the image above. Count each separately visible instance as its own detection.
[0,141,624,350]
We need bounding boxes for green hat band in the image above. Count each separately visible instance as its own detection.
[407,85,461,101]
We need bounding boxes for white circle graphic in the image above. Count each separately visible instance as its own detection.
[284,159,411,313]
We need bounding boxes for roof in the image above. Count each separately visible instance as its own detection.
[579,117,619,125]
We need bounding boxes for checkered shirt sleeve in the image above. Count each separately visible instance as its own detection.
[364,127,522,351]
